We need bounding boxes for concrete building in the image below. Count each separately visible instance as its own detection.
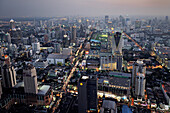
[9,19,15,30]
[23,64,38,94]
[100,100,117,113]
[78,75,98,113]
[47,53,69,65]
[1,56,16,88]
[135,73,146,97]
[105,15,109,24]
[32,39,40,54]
[71,26,76,44]
[112,32,123,55]
[98,72,131,97]
[132,60,146,88]
[132,59,146,98]
[54,43,61,53]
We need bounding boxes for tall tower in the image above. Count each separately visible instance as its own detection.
[135,20,141,29]
[135,73,146,97]
[115,54,123,71]
[54,43,61,53]
[1,55,16,88]
[9,19,15,30]
[132,59,146,98]
[71,26,76,44]
[5,32,11,44]
[112,32,123,55]
[112,32,123,71]
[23,64,38,94]
[105,15,109,24]
[78,75,97,113]
[32,38,40,54]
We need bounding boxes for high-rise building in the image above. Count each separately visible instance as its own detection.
[0,78,2,99]
[135,73,146,97]
[71,26,76,44]
[1,56,16,88]
[100,100,117,113]
[23,64,38,94]
[78,75,97,113]
[112,32,123,55]
[135,20,141,29]
[115,54,123,71]
[132,59,146,97]
[54,43,61,53]
[105,15,109,24]
[5,33,11,44]
[165,16,168,21]
[112,32,123,71]
[32,38,40,54]
[9,19,15,30]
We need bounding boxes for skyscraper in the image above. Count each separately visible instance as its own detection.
[9,19,15,30]
[135,20,141,29]
[112,32,123,71]
[135,73,146,97]
[32,38,40,54]
[23,64,38,94]
[1,56,16,88]
[165,16,168,21]
[115,54,123,71]
[54,43,61,53]
[132,59,146,98]
[112,32,123,55]
[105,15,109,24]
[78,75,97,113]
[5,33,11,44]
[71,26,76,44]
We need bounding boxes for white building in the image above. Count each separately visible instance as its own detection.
[32,39,40,53]
[23,64,38,94]
[47,54,69,65]
[135,73,146,97]
[132,59,146,98]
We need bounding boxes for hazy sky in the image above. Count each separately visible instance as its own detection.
[0,0,170,17]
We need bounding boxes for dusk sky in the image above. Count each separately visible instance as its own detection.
[0,0,170,17]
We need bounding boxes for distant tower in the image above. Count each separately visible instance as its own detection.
[165,16,168,21]
[5,32,11,44]
[78,75,98,113]
[132,59,146,98]
[1,56,16,88]
[23,64,38,94]
[9,19,15,30]
[54,43,61,53]
[71,26,76,44]
[135,20,141,29]
[135,73,146,97]
[105,15,109,24]
[32,38,40,54]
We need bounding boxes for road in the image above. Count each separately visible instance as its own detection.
[52,32,93,113]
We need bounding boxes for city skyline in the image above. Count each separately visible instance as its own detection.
[0,0,170,17]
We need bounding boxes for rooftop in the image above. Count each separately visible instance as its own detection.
[102,100,116,110]
[47,53,69,59]
[38,85,51,95]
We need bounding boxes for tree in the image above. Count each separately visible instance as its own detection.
[57,62,62,66]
